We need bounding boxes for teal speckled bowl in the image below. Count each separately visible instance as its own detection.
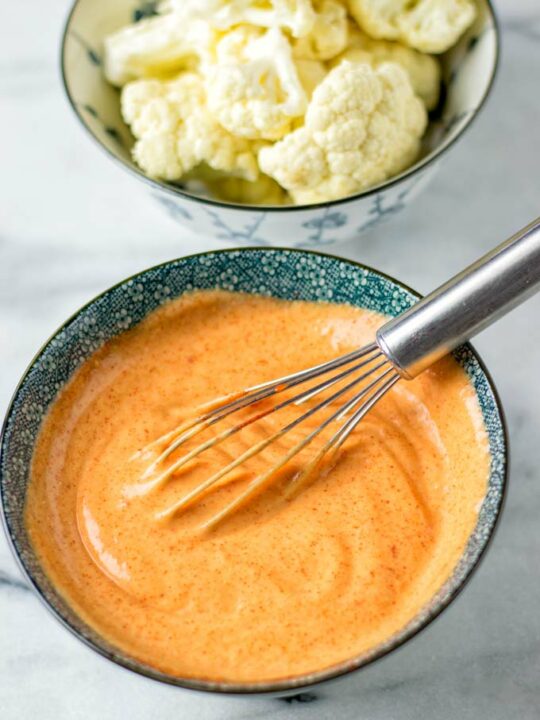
[0,249,507,695]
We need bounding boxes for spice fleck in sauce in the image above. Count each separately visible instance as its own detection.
[26,291,489,682]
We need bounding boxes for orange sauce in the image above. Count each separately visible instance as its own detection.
[25,290,489,682]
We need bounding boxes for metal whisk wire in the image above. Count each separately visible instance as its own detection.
[199,370,400,531]
[143,342,380,478]
[137,216,540,530]
[139,344,399,527]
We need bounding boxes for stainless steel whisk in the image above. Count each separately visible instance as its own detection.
[143,217,540,529]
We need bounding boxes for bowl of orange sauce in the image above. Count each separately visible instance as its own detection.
[0,248,507,695]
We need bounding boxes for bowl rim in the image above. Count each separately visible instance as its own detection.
[0,246,508,695]
[59,0,500,214]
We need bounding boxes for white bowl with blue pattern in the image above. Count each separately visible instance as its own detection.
[61,1,499,247]
[0,249,507,695]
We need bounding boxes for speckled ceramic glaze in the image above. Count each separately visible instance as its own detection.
[60,1,499,246]
[0,249,507,695]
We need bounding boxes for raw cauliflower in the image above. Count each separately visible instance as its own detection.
[347,0,477,53]
[332,24,440,109]
[258,60,427,204]
[104,15,213,86]
[121,73,258,182]
[205,26,308,141]
[103,0,445,205]
[292,0,349,60]
[161,0,317,38]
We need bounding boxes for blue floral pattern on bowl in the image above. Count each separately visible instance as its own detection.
[60,0,499,246]
[0,249,507,695]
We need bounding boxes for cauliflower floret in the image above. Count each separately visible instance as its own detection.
[162,0,316,38]
[104,15,214,86]
[258,60,427,204]
[292,0,348,60]
[332,25,440,109]
[206,26,308,141]
[347,0,477,54]
[122,74,258,181]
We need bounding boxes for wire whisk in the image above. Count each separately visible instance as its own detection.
[137,216,540,530]
[139,343,400,529]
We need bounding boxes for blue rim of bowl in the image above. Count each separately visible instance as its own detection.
[0,247,508,695]
[59,1,500,213]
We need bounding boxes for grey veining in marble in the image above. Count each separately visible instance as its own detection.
[1,1,539,718]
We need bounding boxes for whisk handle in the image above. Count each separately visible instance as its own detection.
[377,216,540,379]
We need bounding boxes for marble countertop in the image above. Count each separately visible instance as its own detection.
[1,1,539,717]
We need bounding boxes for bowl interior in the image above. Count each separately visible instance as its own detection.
[61,0,498,209]
[1,249,506,693]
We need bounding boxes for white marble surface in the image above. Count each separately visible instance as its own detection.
[1,1,540,717]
